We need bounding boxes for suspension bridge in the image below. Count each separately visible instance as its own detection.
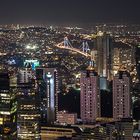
[56,37,91,57]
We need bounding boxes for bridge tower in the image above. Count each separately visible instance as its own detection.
[81,41,90,54]
[63,37,73,48]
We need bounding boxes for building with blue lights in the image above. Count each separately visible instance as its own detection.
[36,68,58,124]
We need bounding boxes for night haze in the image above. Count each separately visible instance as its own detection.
[0,0,140,25]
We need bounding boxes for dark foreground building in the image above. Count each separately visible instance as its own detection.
[0,72,17,139]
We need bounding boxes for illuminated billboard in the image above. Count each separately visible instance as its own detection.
[24,60,40,70]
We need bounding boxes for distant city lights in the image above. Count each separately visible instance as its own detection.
[26,44,38,50]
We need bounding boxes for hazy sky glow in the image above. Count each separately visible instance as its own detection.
[0,0,140,25]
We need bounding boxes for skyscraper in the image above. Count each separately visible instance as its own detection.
[113,67,132,120]
[80,64,100,123]
[36,68,58,124]
[0,71,17,140]
[113,44,137,82]
[17,67,32,84]
[95,31,113,80]
[17,67,40,139]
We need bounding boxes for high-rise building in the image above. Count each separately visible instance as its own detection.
[36,68,58,124]
[0,71,17,140]
[113,48,121,75]
[113,68,132,120]
[80,64,100,123]
[17,67,40,140]
[113,44,136,79]
[17,68,32,84]
[95,31,113,80]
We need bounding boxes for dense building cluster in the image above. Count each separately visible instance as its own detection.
[0,24,140,139]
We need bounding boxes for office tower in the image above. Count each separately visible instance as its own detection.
[113,48,120,75]
[80,64,100,123]
[0,72,17,139]
[17,67,40,140]
[95,31,113,80]
[36,68,58,124]
[113,67,132,120]
[113,45,136,80]
[17,68,32,83]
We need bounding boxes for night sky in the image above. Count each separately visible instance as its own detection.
[0,0,140,25]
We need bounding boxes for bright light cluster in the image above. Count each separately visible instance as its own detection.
[26,44,38,50]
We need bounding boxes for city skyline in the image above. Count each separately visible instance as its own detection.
[0,2,139,137]
[0,0,140,25]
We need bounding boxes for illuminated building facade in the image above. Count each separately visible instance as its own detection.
[24,59,40,70]
[17,68,32,84]
[57,111,77,125]
[91,50,97,67]
[95,31,113,80]
[17,68,40,140]
[80,65,100,123]
[113,48,120,75]
[0,72,17,139]
[113,45,137,82]
[36,68,58,124]
[113,68,132,120]
[41,126,79,139]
